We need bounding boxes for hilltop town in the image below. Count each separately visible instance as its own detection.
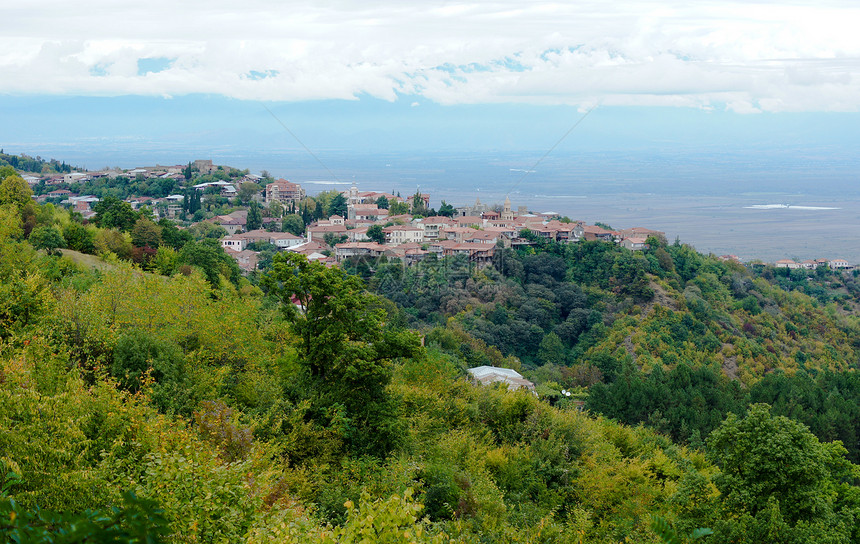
[18,155,856,273]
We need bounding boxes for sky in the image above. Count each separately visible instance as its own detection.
[2,0,860,167]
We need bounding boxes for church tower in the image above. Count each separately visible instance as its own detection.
[502,195,514,221]
[347,182,359,221]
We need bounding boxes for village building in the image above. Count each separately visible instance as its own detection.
[581,224,616,242]
[213,210,247,235]
[193,159,216,175]
[387,242,430,265]
[621,237,649,251]
[221,236,247,252]
[267,231,305,249]
[439,226,479,243]
[334,242,390,262]
[307,223,348,244]
[414,216,458,241]
[463,230,503,245]
[442,242,496,266]
[456,198,491,218]
[719,255,742,262]
[383,224,424,245]
[774,259,800,269]
[501,196,515,222]
[618,227,666,241]
[346,227,370,243]
[265,179,305,205]
[456,215,485,228]
[351,204,388,222]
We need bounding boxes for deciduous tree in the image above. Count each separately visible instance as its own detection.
[262,252,420,455]
[29,225,65,255]
[366,224,385,245]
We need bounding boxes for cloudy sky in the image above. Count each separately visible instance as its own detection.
[2,0,860,166]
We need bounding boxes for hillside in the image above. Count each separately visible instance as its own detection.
[2,166,860,543]
[352,239,860,462]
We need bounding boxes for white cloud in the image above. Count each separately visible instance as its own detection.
[2,1,860,112]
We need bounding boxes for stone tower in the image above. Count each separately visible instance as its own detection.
[502,195,514,221]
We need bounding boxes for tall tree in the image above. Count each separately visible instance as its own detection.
[247,201,262,231]
[328,193,348,217]
[262,253,420,455]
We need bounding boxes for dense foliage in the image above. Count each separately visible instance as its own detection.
[345,237,860,465]
[2,165,860,543]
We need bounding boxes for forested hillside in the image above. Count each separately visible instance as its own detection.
[2,166,860,543]
[354,237,860,463]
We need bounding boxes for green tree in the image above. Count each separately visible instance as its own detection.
[237,182,261,204]
[707,404,860,542]
[389,201,409,215]
[152,246,179,276]
[247,201,263,231]
[328,193,348,217]
[186,221,227,241]
[131,217,162,248]
[179,239,241,287]
[411,190,427,216]
[282,214,305,236]
[28,225,65,255]
[158,219,193,249]
[94,228,133,259]
[366,224,386,245]
[375,195,389,210]
[62,222,95,254]
[262,253,420,455]
[324,233,348,247]
[94,196,139,231]
[537,332,566,366]
[262,252,382,378]
[267,199,285,219]
[0,172,33,208]
[437,201,455,217]
[0,491,169,544]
